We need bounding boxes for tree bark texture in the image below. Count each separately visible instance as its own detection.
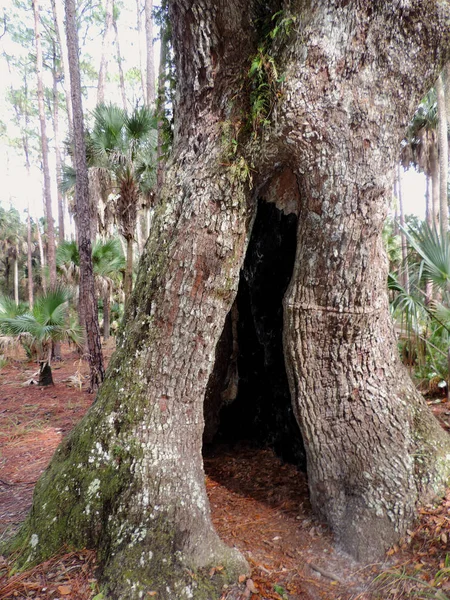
[65,0,105,392]
[33,0,56,289]
[7,1,450,597]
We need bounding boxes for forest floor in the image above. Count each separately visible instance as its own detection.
[0,345,450,599]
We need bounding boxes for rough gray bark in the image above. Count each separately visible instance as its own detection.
[65,0,105,392]
[6,1,450,598]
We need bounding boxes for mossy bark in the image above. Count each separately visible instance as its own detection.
[5,1,450,597]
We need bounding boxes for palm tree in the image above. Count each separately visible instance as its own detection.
[88,103,157,303]
[57,238,125,338]
[401,90,438,229]
[0,207,26,304]
[395,223,450,397]
[0,287,82,385]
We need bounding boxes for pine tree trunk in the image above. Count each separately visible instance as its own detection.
[7,2,450,597]
[52,52,65,243]
[103,287,110,340]
[135,0,146,103]
[36,212,46,294]
[97,0,114,105]
[430,142,441,231]
[33,0,56,289]
[398,166,410,293]
[436,73,448,238]
[50,0,73,134]
[144,0,155,107]
[27,200,34,309]
[425,175,433,303]
[113,6,127,112]
[13,249,19,306]
[65,0,105,391]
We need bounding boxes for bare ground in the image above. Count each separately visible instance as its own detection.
[0,344,450,599]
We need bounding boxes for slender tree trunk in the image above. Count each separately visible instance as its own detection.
[135,0,146,103]
[65,0,105,391]
[144,0,155,107]
[103,287,110,340]
[430,141,440,231]
[398,166,410,293]
[13,248,19,306]
[50,0,73,134]
[36,213,46,294]
[27,200,34,309]
[426,173,432,226]
[7,3,450,598]
[124,236,133,305]
[156,20,169,191]
[97,0,114,105]
[425,174,432,303]
[33,0,56,289]
[113,6,127,112]
[436,73,449,238]
[52,48,65,243]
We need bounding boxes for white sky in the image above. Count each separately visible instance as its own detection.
[0,0,429,227]
[0,0,160,229]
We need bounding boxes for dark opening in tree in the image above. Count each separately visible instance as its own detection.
[204,198,306,469]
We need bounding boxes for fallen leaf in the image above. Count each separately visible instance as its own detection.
[57,585,72,595]
[239,575,246,583]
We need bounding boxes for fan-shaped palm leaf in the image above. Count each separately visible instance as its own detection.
[402,222,450,296]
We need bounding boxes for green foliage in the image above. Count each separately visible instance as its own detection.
[388,222,450,393]
[0,287,83,362]
[247,10,296,134]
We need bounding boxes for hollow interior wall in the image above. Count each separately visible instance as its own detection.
[204,199,306,469]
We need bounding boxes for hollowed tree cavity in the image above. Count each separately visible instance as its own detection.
[203,198,306,470]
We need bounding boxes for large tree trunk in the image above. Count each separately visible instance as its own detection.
[6,1,450,598]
